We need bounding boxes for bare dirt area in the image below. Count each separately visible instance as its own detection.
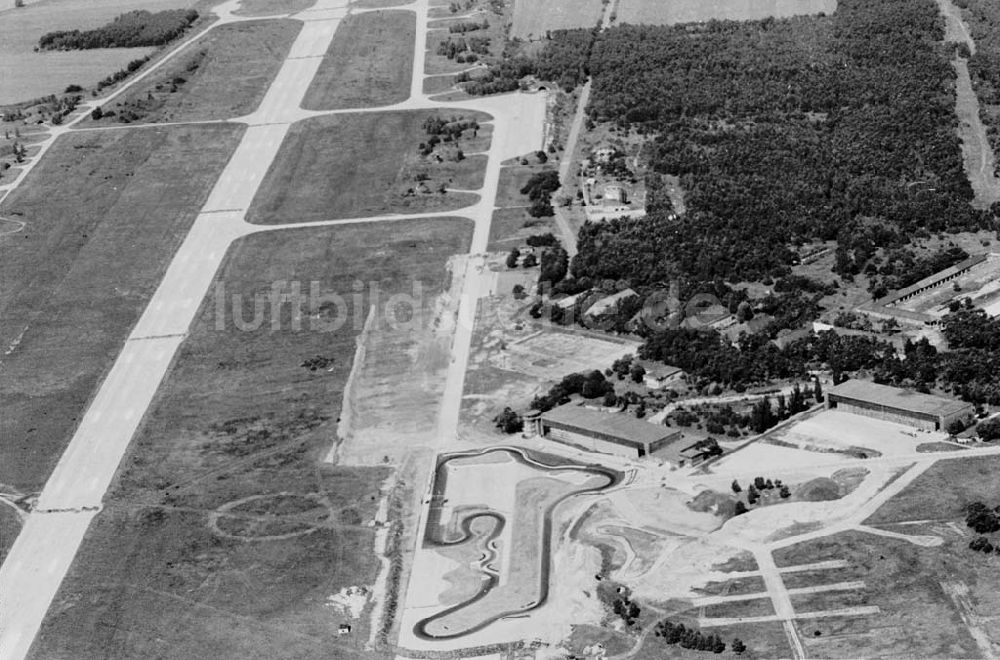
[302,11,415,111]
[773,530,992,659]
[247,110,490,224]
[333,228,474,465]
[460,295,640,438]
[510,0,605,41]
[0,124,244,495]
[27,219,470,659]
[615,0,836,25]
[400,448,616,649]
[769,409,941,458]
[82,19,302,124]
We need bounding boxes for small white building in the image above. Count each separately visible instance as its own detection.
[641,363,684,390]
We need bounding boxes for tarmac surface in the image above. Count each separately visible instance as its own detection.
[0,0,545,656]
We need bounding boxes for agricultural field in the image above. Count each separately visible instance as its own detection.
[28,218,471,659]
[302,10,415,111]
[0,124,244,497]
[509,0,605,40]
[84,19,302,124]
[614,0,837,26]
[247,110,490,224]
[0,0,198,104]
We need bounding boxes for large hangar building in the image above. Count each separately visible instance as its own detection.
[826,380,974,431]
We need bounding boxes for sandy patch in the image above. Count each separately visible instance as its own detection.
[773,410,944,457]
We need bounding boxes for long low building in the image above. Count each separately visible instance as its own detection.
[532,404,682,459]
[826,380,974,431]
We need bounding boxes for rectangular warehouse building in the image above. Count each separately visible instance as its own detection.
[534,404,682,459]
[826,380,974,431]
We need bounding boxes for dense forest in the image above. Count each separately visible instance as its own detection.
[638,307,1000,407]
[38,9,198,50]
[570,0,989,285]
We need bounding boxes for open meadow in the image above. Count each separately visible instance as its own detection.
[615,0,837,26]
[27,218,471,659]
[509,0,605,41]
[302,10,415,110]
[0,0,199,104]
[84,19,301,124]
[247,110,490,224]
[773,530,990,659]
[0,124,244,498]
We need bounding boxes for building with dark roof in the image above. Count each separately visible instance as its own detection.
[533,404,682,460]
[857,254,989,326]
[826,380,974,431]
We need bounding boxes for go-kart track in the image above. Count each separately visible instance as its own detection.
[414,447,621,640]
[0,0,546,656]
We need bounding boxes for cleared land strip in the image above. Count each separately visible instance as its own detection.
[699,606,881,628]
[693,581,865,607]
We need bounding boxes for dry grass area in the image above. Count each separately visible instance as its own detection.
[0,506,22,565]
[82,19,301,124]
[865,455,1000,524]
[0,124,244,494]
[772,530,989,659]
[354,0,414,7]
[615,0,836,26]
[29,219,469,659]
[234,0,316,16]
[247,110,489,224]
[632,619,790,660]
[302,11,415,111]
[0,0,196,104]
[510,0,605,40]
[487,208,557,251]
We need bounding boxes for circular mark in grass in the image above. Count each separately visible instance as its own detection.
[209,492,331,541]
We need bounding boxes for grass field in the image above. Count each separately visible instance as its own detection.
[510,0,605,40]
[234,0,316,15]
[772,530,988,658]
[615,0,837,26]
[84,19,301,124]
[486,157,559,250]
[302,11,415,110]
[865,455,1000,524]
[28,219,470,659]
[0,0,198,104]
[247,111,490,224]
[624,617,790,660]
[0,124,244,495]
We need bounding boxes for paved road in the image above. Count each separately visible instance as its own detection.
[0,0,548,655]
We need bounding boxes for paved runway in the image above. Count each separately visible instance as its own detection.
[0,0,546,654]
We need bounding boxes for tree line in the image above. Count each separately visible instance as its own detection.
[38,9,198,50]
